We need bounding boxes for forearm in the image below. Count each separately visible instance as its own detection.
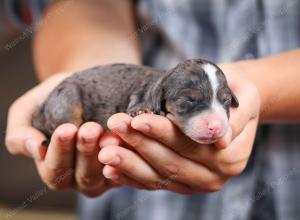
[33,0,140,80]
[236,49,300,122]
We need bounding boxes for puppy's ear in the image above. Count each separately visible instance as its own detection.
[146,78,164,115]
[146,70,173,115]
[230,90,239,107]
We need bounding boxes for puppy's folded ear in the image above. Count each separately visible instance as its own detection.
[230,90,239,107]
[145,70,173,115]
[145,79,164,115]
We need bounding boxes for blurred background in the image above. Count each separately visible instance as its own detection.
[0,1,76,219]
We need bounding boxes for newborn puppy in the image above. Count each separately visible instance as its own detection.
[33,59,238,145]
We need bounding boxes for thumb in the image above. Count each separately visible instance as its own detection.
[214,126,232,149]
[5,126,47,160]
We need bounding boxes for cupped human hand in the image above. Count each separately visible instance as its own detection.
[98,63,260,193]
[5,73,120,197]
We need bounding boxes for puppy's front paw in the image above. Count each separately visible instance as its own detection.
[128,109,154,117]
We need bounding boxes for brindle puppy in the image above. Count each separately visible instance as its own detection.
[33,59,238,145]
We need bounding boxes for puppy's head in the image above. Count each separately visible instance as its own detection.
[150,59,238,144]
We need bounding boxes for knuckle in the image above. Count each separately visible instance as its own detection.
[46,166,73,183]
[8,98,24,116]
[181,183,202,193]
[4,135,13,148]
[146,180,165,190]
[77,144,98,157]
[46,182,68,191]
[42,169,74,191]
[8,100,19,113]
[5,137,24,156]
[7,148,20,156]
[76,174,102,188]
[81,190,103,198]
[48,166,67,177]
[149,126,166,140]
[216,161,247,177]
[5,136,17,154]
[206,179,226,192]
[145,170,181,191]
[77,139,99,155]
[212,155,243,176]
[220,162,247,177]
[159,162,181,178]
[129,136,144,147]
[177,188,195,195]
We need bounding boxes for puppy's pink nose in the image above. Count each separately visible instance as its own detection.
[207,121,224,136]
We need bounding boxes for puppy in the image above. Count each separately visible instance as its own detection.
[33,59,238,145]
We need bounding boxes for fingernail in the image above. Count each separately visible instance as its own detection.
[99,138,120,148]
[58,131,74,143]
[104,173,119,180]
[82,135,98,144]
[105,156,121,166]
[58,134,73,143]
[109,156,121,166]
[25,139,41,160]
[80,126,100,144]
[112,122,128,133]
[99,150,121,165]
[131,122,150,133]
[57,126,76,143]
[103,166,119,180]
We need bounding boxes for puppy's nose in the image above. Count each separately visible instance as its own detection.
[207,121,224,136]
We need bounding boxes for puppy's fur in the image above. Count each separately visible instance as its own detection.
[33,59,238,144]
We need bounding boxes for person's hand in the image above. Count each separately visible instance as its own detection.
[5,73,118,197]
[98,64,260,193]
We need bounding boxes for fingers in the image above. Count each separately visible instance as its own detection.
[38,123,77,190]
[131,113,197,150]
[130,114,209,162]
[5,126,47,160]
[5,74,70,159]
[103,165,184,191]
[99,145,159,185]
[99,130,129,149]
[99,145,194,193]
[103,165,151,190]
[209,117,259,176]
[5,75,116,196]
[5,98,47,159]
[75,122,108,197]
[107,114,224,192]
[214,127,233,149]
[228,82,260,139]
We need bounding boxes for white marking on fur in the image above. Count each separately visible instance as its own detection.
[202,63,218,94]
[202,63,228,127]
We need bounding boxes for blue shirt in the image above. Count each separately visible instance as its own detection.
[80,1,300,219]
[5,0,300,219]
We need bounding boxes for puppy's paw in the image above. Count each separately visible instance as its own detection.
[128,109,154,117]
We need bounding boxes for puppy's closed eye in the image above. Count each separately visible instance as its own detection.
[224,98,232,106]
[186,97,198,104]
